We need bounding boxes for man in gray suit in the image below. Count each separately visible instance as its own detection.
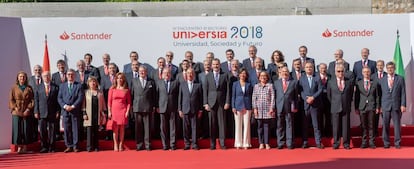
[379,62,406,149]
[298,62,324,149]
[327,49,350,77]
[155,68,180,150]
[131,65,156,151]
[34,71,60,153]
[355,67,380,149]
[29,65,43,91]
[274,67,299,149]
[327,64,354,150]
[203,58,231,150]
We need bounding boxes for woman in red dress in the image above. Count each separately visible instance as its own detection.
[108,72,131,151]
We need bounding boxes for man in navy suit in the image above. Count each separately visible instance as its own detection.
[123,51,154,75]
[203,58,231,150]
[274,67,299,149]
[353,48,377,81]
[221,49,242,73]
[371,60,386,137]
[165,51,179,80]
[51,59,67,87]
[379,62,406,149]
[84,53,100,82]
[242,45,265,71]
[327,49,350,76]
[293,45,315,72]
[155,68,180,150]
[58,69,84,153]
[178,68,203,150]
[34,71,60,153]
[248,57,265,85]
[290,58,304,138]
[298,62,324,149]
[327,64,354,150]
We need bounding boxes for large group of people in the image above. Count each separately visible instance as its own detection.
[8,45,406,153]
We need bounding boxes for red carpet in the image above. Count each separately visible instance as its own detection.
[1,147,414,169]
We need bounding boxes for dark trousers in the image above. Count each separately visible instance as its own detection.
[86,126,99,151]
[225,109,234,138]
[302,107,322,145]
[209,104,226,147]
[159,112,176,148]
[374,113,380,137]
[198,109,210,138]
[257,119,271,144]
[277,111,294,147]
[382,110,402,146]
[319,93,332,137]
[134,112,151,149]
[12,115,31,145]
[332,111,350,147]
[63,113,81,149]
[360,110,375,145]
[183,113,198,147]
[39,118,56,150]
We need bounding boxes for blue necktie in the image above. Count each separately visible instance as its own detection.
[308,76,312,88]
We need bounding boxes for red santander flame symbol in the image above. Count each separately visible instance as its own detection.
[60,31,70,40]
[322,29,332,38]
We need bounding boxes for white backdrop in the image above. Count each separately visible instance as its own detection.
[1,14,413,149]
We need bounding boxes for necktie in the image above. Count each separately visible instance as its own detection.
[80,72,84,83]
[215,73,219,87]
[379,72,383,79]
[36,78,40,85]
[45,84,49,96]
[141,79,146,87]
[389,76,394,90]
[104,65,109,75]
[296,71,301,80]
[302,58,306,68]
[321,75,327,85]
[283,79,288,92]
[189,82,193,93]
[338,79,344,91]
[363,60,367,66]
[68,83,73,93]
[251,59,255,69]
[365,80,369,91]
[228,62,231,71]
[87,65,90,71]
[134,72,138,78]
[165,81,169,93]
[308,76,312,88]
[60,73,65,83]
[159,69,162,80]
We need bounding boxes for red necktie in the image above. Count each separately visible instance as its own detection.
[45,84,50,96]
[379,73,383,79]
[104,65,109,75]
[322,76,327,85]
[296,72,301,80]
[60,73,65,83]
[338,79,344,91]
[283,79,288,92]
[389,77,394,89]
[36,78,40,85]
[365,80,369,91]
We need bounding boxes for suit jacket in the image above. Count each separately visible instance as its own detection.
[57,81,84,116]
[354,79,380,111]
[203,71,230,107]
[86,64,101,83]
[371,71,387,82]
[75,70,90,89]
[379,74,406,112]
[221,61,242,73]
[155,79,180,113]
[131,77,156,112]
[274,78,299,114]
[242,57,265,71]
[298,74,323,110]
[167,63,179,80]
[231,81,253,111]
[198,71,209,87]
[9,84,35,117]
[353,59,377,81]
[28,75,43,91]
[179,62,202,74]
[327,77,354,113]
[248,69,261,85]
[290,70,305,81]
[294,57,315,71]
[178,81,203,114]
[125,71,139,89]
[34,82,59,119]
[51,71,67,87]
[328,61,350,76]
[151,69,163,81]
[315,73,330,92]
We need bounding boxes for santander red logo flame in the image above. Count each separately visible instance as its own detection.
[322,29,332,38]
[60,31,70,40]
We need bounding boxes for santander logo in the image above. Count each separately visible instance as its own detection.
[322,28,374,38]
[59,31,112,40]
[60,31,70,40]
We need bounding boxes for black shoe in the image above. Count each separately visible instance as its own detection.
[210,146,216,150]
[395,145,401,149]
[146,147,151,151]
[170,147,176,151]
[333,146,339,150]
[369,144,376,149]
[94,148,99,152]
[192,146,200,150]
[316,144,324,149]
[287,146,294,150]
[87,149,92,152]
[48,149,55,153]
[384,145,390,149]
[220,146,227,150]
[344,146,351,150]
[163,147,169,151]
[277,146,283,149]
[360,144,368,149]
[40,148,48,153]
[184,146,190,150]
[301,144,309,149]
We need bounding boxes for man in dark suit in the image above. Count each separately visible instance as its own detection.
[293,45,315,72]
[75,60,90,89]
[316,63,332,137]
[155,68,180,150]
[177,59,191,84]
[197,59,211,139]
[178,68,203,150]
[379,62,406,149]
[242,45,265,71]
[179,51,202,75]
[98,53,111,86]
[34,71,60,153]
[84,53,100,82]
[225,59,241,138]
[274,67,299,149]
[57,69,84,153]
[123,51,154,74]
[125,60,140,89]
[290,58,304,138]
[51,59,67,87]
[203,58,231,150]
[29,65,43,91]
[328,49,350,76]
[151,57,166,81]
[370,59,386,137]
[298,62,324,149]
[131,65,156,151]
[221,49,242,73]
[355,67,380,149]
[291,58,303,81]
[165,51,179,80]
[248,57,265,85]
[327,64,354,150]
[353,48,377,81]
